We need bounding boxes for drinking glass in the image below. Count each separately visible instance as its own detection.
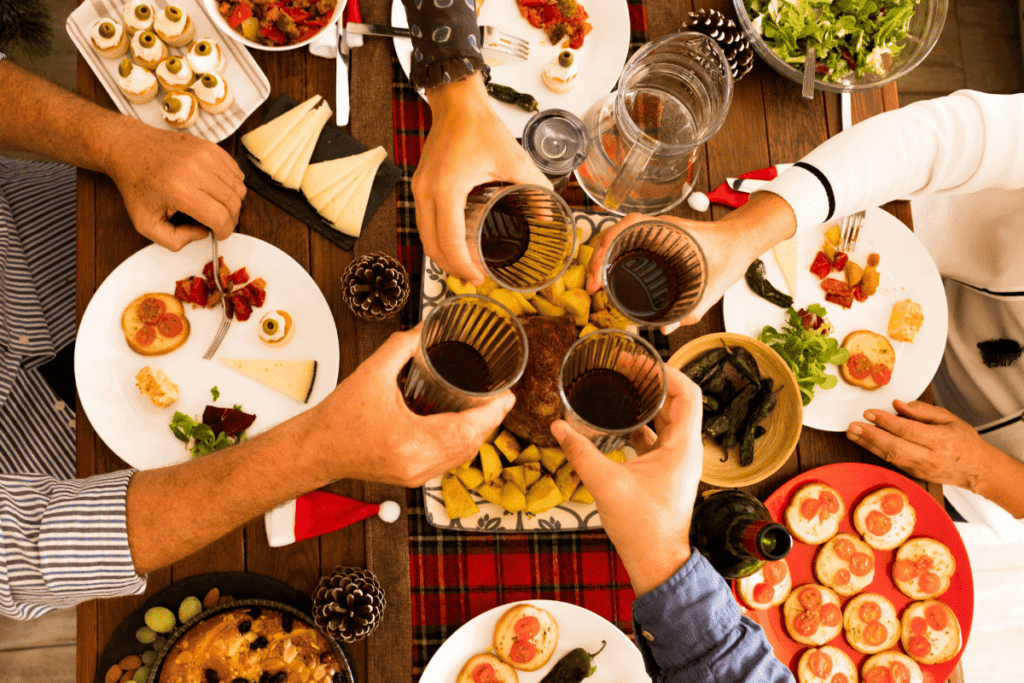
[558,329,667,452]
[521,109,590,193]
[464,184,577,293]
[404,295,528,415]
[600,219,707,327]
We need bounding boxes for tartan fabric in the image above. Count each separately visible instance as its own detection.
[391,5,652,677]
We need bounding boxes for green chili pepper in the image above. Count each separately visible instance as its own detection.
[683,348,729,383]
[738,380,775,466]
[745,259,794,308]
[701,363,730,398]
[486,83,539,112]
[705,383,758,439]
[722,341,762,387]
[702,394,719,413]
[540,641,607,683]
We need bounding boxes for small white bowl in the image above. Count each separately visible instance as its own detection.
[200,0,345,52]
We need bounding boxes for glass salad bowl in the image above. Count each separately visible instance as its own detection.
[732,0,948,93]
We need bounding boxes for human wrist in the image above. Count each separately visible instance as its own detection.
[425,72,489,118]
[621,538,692,597]
[722,192,797,261]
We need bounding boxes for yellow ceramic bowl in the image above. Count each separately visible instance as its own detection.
[668,332,802,488]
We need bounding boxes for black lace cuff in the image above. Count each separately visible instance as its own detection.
[406,0,487,89]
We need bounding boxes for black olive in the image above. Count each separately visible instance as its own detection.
[238,620,251,634]
[231,679,249,683]
[247,608,262,620]
[259,673,272,683]
[205,669,219,683]
[250,636,268,650]
[271,673,287,683]
[281,615,293,633]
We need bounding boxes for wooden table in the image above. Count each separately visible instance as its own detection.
[74,1,940,682]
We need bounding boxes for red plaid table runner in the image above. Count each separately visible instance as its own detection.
[390,4,650,677]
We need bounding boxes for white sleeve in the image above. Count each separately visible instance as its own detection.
[758,90,1024,232]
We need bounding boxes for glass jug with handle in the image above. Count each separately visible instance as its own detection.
[575,32,733,215]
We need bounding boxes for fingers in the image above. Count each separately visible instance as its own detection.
[846,421,930,469]
[650,366,702,453]
[893,399,954,425]
[153,223,209,252]
[629,425,658,455]
[436,191,485,284]
[863,408,938,447]
[550,420,616,492]
[371,325,424,378]
[449,391,516,443]
[585,213,647,295]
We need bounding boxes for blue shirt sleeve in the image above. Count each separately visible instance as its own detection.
[632,552,794,683]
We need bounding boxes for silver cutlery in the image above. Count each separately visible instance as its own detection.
[346,22,529,62]
[202,233,232,360]
[839,210,865,253]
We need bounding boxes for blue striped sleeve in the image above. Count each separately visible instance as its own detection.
[0,470,147,620]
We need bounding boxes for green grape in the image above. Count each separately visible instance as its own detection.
[135,626,157,644]
[132,665,151,683]
[144,606,176,633]
[178,596,202,623]
[141,650,157,667]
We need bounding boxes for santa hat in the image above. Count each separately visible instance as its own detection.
[265,490,402,547]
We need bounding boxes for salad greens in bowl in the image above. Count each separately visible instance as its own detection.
[734,0,947,91]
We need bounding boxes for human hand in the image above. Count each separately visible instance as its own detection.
[550,365,704,595]
[310,325,516,487]
[108,126,245,251]
[414,73,552,284]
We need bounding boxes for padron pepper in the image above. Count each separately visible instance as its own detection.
[745,259,793,308]
[540,641,606,683]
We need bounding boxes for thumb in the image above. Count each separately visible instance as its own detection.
[550,420,615,493]
[447,391,517,443]
[372,325,424,378]
[144,219,208,252]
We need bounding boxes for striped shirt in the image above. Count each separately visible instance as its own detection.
[0,153,146,620]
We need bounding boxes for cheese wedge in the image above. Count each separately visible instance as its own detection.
[773,236,798,298]
[325,155,384,236]
[241,95,321,160]
[302,147,386,199]
[259,107,325,180]
[306,148,386,211]
[280,103,333,190]
[219,358,318,403]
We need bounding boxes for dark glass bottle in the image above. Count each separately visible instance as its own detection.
[689,489,793,579]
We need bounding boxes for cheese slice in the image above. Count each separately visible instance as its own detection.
[305,147,387,208]
[326,153,386,236]
[260,109,322,180]
[309,169,363,219]
[241,95,321,160]
[219,358,318,403]
[280,103,333,190]
[301,147,386,198]
[772,236,798,298]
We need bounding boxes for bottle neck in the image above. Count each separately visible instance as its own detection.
[726,519,792,562]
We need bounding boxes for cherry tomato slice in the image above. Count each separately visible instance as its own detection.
[863,620,889,646]
[881,492,904,514]
[472,663,497,683]
[890,661,911,683]
[819,491,841,514]
[833,568,851,586]
[762,561,788,586]
[871,364,892,386]
[915,555,934,572]
[863,666,892,683]
[138,297,166,325]
[509,638,536,664]
[919,571,941,595]
[893,560,919,582]
[801,497,822,520]
[808,651,833,679]
[850,551,874,577]
[833,537,855,561]
[866,510,892,537]
[135,326,155,346]
[847,353,873,380]
[157,313,183,338]
[926,604,949,631]
[909,616,928,634]
[819,603,842,627]
[753,583,775,605]
[859,601,882,623]
[794,610,820,637]
[831,674,851,683]
[799,587,823,611]
[513,616,540,640]
[907,634,932,658]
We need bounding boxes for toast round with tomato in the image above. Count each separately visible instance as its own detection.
[891,537,955,600]
[493,604,558,672]
[783,584,843,646]
[839,330,895,390]
[861,651,924,683]
[456,654,518,683]
[784,483,846,545]
[853,487,916,550]
[900,599,962,665]
[843,593,900,654]
[796,645,857,683]
[814,533,876,596]
[736,559,792,610]
[122,293,190,356]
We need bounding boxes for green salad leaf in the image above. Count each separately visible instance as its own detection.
[210,385,220,401]
[169,411,245,458]
[758,304,850,406]
[745,0,920,83]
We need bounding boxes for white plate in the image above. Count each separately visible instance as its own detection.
[419,599,650,683]
[200,0,345,52]
[390,0,631,137]
[66,0,270,142]
[75,234,340,470]
[723,207,948,432]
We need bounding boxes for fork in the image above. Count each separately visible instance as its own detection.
[346,23,529,61]
[839,210,865,253]
[202,233,231,360]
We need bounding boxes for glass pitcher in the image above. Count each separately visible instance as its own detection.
[575,32,733,215]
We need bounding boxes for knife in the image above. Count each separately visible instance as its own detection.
[337,0,362,126]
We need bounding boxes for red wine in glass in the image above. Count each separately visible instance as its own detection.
[426,340,492,393]
[566,368,641,430]
[479,197,531,269]
[607,249,679,322]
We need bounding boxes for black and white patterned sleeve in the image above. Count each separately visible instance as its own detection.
[403,0,488,89]
[0,470,147,620]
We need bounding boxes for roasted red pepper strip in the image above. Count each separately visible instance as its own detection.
[260,25,287,44]
[281,7,311,22]
[226,2,253,29]
[832,252,849,271]
[810,251,831,279]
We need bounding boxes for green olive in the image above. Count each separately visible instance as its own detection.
[118,57,133,78]
[166,57,182,74]
[200,73,218,88]
[139,31,156,48]
[195,40,211,56]
[135,4,151,21]
[162,96,182,114]
[558,50,574,68]
[98,22,117,39]
[240,17,260,42]
[262,319,279,335]
[165,6,181,21]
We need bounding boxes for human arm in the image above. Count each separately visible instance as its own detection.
[550,367,793,682]
[0,59,244,250]
[847,400,1024,519]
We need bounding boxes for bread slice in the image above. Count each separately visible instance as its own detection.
[493,604,558,672]
[901,599,962,665]
[784,482,845,545]
[839,330,895,390]
[892,537,955,600]
[456,654,518,683]
[843,593,900,654]
[122,293,190,356]
[888,299,925,343]
[135,365,180,407]
[862,651,924,683]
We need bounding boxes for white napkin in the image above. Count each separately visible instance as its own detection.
[308,30,337,59]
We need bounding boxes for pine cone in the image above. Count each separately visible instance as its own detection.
[312,566,387,643]
[683,8,755,81]
[340,252,410,321]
